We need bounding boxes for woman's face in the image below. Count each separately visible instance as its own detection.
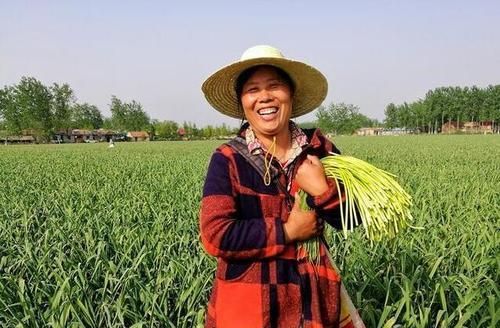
[240,66,293,138]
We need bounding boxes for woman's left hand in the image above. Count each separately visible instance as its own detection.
[295,155,329,196]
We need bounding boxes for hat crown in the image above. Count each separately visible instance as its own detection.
[240,45,285,61]
[203,45,327,119]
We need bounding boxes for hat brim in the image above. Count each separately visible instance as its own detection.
[202,57,328,119]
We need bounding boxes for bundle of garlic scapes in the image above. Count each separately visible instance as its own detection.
[297,154,413,263]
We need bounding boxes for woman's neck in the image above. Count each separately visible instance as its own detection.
[256,129,292,160]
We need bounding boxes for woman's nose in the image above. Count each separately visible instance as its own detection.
[257,89,273,102]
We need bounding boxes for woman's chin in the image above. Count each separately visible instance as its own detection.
[260,126,287,138]
[250,116,289,138]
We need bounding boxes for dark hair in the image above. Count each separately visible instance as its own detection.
[235,65,295,101]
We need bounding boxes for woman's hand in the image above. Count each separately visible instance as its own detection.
[295,155,329,196]
[283,197,324,243]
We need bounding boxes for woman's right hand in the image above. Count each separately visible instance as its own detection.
[283,197,324,243]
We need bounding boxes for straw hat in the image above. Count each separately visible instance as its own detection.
[202,45,328,119]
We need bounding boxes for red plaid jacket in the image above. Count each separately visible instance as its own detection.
[200,125,349,328]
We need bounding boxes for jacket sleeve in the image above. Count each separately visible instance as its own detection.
[199,150,287,260]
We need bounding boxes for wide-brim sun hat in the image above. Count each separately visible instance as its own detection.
[202,45,328,119]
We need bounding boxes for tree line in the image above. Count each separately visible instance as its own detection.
[0,77,236,141]
[152,120,237,140]
[0,77,150,140]
[315,103,381,135]
[2,77,500,140]
[384,85,500,133]
[313,85,500,135]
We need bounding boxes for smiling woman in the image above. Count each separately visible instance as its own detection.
[238,66,294,161]
[199,45,362,328]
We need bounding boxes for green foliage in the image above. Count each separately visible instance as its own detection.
[384,103,399,129]
[182,121,199,138]
[386,85,500,132]
[0,78,102,137]
[3,78,499,141]
[109,96,150,131]
[15,77,53,140]
[1,78,237,141]
[0,136,498,327]
[51,83,75,131]
[316,103,379,135]
[201,123,233,139]
[153,120,179,140]
[329,135,499,327]
[0,86,22,134]
[316,105,335,133]
[0,141,219,327]
[72,103,103,129]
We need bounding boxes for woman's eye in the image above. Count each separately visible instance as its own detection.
[246,87,258,93]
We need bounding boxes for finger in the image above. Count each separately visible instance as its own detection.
[317,218,325,230]
[292,193,300,209]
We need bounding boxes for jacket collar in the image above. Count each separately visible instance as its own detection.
[237,121,311,150]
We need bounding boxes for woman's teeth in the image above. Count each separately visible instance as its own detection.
[258,107,278,115]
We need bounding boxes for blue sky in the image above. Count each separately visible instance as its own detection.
[1,0,499,127]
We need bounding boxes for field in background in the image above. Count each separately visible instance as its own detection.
[0,135,498,327]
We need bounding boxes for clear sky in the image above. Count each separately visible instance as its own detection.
[1,0,499,127]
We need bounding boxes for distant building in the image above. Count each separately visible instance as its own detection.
[71,129,93,143]
[441,121,494,134]
[0,129,37,144]
[53,129,72,143]
[0,135,35,144]
[479,121,494,134]
[356,127,383,136]
[380,128,417,136]
[51,129,126,143]
[441,121,463,134]
[127,131,150,142]
[95,129,119,142]
[462,121,480,132]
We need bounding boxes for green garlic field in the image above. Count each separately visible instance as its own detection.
[0,135,498,327]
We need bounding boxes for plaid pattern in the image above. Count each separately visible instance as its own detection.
[200,123,349,328]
